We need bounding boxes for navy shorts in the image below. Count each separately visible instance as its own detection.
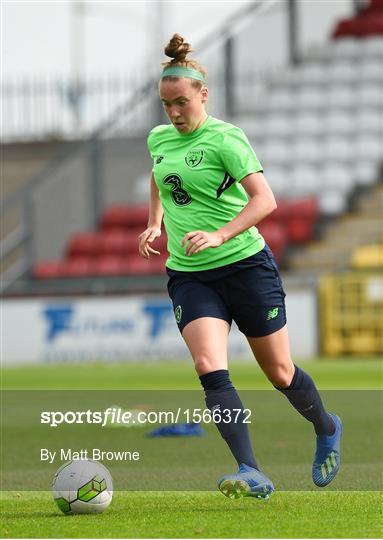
[166,245,287,338]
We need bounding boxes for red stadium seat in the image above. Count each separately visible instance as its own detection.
[333,13,383,38]
[101,205,149,230]
[33,260,67,279]
[365,0,383,12]
[66,232,103,258]
[61,258,94,277]
[286,198,319,244]
[98,230,139,256]
[289,198,319,220]
[269,197,319,223]
[266,200,290,223]
[357,14,383,36]
[148,254,169,274]
[66,229,165,259]
[127,227,168,249]
[287,218,314,244]
[35,259,99,278]
[33,259,95,278]
[112,253,167,275]
[92,256,126,276]
[257,198,320,256]
[150,233,168,254]
[257,222,288,262]
[35,196,321,279]
[123,254,153,275]
[332,19,360,38]
[34,251,169,279]
[98,229,168,257]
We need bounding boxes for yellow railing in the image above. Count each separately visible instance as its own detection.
[320,272,383,356]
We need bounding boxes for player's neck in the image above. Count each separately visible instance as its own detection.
[193,112,208,132]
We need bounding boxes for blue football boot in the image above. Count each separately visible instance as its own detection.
[218,463,274,500]
[312,413,342,487]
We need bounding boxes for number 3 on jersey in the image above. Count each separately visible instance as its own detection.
[163,174,192,206]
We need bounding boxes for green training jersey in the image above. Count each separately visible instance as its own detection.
[147,115,265,271]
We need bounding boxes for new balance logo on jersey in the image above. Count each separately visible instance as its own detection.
[155,156,164,164]
[267,308,279,320]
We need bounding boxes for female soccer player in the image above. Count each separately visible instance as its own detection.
[139,33,342,499]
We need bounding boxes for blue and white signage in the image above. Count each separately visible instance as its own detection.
[3,290,317,365]
[3,296,249,364]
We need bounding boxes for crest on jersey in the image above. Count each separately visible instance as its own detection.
[185,149,204,168]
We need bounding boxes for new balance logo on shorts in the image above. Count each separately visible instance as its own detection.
[267,307,279,320]
[174,305,182,323]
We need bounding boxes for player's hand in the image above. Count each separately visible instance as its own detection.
[138,226,161,259]
[181,230,224,256]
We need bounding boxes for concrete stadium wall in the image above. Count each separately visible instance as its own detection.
[32,137,152,261]
[102,138,152,207]
[33,151,91,261]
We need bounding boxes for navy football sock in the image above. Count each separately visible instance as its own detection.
[275,365,335,436]
[199,369,258,470]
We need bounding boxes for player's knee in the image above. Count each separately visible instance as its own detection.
[193,354,217,376]
[267,364,294,389]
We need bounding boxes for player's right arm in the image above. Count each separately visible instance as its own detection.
[138,173,164,259]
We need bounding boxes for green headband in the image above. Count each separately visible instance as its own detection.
[161,66,206,84]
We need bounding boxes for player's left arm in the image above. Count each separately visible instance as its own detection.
[182,172,277,256]
[219,171,277,241]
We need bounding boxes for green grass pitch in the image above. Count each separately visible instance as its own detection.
[2,490,382,538]
[1,359,382,538]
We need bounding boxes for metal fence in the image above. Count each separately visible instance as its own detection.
[2,75,156,141]
[2,69,280,142]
